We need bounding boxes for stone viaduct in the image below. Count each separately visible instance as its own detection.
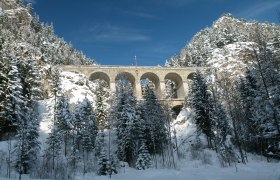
[61,65,204,111]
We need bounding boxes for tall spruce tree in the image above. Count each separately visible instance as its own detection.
[189,70,214,148]
[56,95,72,157]
[94,79,109,131]
[114,75,140,166]
[0,31,12,137]
[141,84,168,155]
[74,97,98,173]
[136,142,152,170]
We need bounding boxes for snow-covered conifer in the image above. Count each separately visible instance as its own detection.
[97,148,109,175]
[94,79,109,130]
[141,84,168,155]
[189,70,214,148]
[136,142,152,170]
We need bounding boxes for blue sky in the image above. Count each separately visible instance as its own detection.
[26,0,280,66]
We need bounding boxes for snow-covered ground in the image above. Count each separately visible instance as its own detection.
[82,158,280,180]
[1,156,279,180]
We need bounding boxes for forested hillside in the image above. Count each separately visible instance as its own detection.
[0,0,95,136]
[166,13,280,68]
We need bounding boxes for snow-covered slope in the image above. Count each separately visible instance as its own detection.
[60,71,96,104]
[207,42,257,76]
[38,71,96,143]
[166,13,280,69]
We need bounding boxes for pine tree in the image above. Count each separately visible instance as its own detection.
[0,31,11,137]
[136,142,152,170]
[114,76,139,166]
[94,79,109,130]
[45,125,62,170]
[74,97,98,173]
[97,148,109,176]
[76,97,98,153]
[238,70,260,152]
[44,67,63,174]
[11,58,41,178]
[5,56,24,133]
[141,84,168,156]
[95,131,105,158]
[56,95,72,157]
[189,70,214,148]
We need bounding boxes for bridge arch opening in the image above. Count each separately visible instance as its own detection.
[115,72,136,93]
[187,72,196,80]
[140,72,160,98]
[89,72,110,86]
[172,105,183,117]
[164,73,184,99]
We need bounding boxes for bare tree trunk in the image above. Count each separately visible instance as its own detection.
[6,133,11,179]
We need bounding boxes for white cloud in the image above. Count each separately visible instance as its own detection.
[86,23,150,43]
[236,0,280,19]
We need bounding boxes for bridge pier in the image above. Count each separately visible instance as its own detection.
[110,81,116,94]
[159,81,166,99]
[135,79,142,99]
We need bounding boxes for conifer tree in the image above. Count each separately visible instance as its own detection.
[136,142,152,170]
[189,70,214,148]
[94,79,109,130]
[97,148,109,176]
[56,95,72,156]
[74,97,98,172]
[0,31,11,137]
[141,84,168,154]
[114,75,139,166]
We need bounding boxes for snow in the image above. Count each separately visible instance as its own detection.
[69,157,280,180]
[207,42,258,77]
[172,108,199,152]
[60,71,96,104]
[38,99,54,138]
[1,71,280,180]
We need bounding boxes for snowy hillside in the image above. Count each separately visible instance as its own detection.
[38,71,96,139]
[207,42,258,76]
[166,13,280,69]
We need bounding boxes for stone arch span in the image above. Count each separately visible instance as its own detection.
[187,72,196,80]
[172,104,183,117]
[89,72,110,86]
[115,72,136,93]
[164,72,184,99]
[140,72,160,97]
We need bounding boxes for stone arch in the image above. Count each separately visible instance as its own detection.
[140,72,160,97]
[115,72,136,93]
[164,72,185,99]
[187,72,196,80]
[89,72,110,86]
[172,104,183,117]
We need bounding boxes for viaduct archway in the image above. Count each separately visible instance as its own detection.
[61,65,204,107]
